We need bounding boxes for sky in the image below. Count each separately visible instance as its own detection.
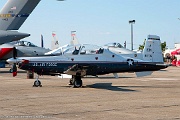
[0,0,180,50]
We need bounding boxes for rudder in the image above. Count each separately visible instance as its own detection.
[142,35,163,63]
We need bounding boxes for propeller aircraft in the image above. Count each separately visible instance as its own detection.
[7,36,168,88]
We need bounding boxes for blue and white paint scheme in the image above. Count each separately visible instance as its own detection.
[7,39,168,88]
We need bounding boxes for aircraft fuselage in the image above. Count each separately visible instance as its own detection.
[18,60,167,76]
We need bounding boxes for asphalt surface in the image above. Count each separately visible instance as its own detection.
[0,66,179,120]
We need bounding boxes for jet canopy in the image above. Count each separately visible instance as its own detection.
[10,41,38,47]
[63,44,104,56]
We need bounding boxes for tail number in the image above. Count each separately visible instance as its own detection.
[46,63,57,66]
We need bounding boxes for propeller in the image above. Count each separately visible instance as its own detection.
[13,47,17,59]
[7,47,29,77]
[12,47,17,77]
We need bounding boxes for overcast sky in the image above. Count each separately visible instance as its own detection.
[0,0,180,49]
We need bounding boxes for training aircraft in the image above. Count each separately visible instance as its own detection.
[45,35,164,78]
[7,35,168,88]
[0,0,41,44]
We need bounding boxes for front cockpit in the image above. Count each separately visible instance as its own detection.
[10,41,38,47]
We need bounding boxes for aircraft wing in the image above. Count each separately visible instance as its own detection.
[64,64,90,76]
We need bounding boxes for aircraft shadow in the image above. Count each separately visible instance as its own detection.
[85,83,137,92]
[84,76,134,79]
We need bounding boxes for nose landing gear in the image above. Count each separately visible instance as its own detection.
[33,76,42,87]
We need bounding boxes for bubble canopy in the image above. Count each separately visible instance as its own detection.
[10,41,38,47]
[63,44,104,55]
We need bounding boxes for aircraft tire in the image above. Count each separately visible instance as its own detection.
[9,69,13,73]
[33,80,42,87]
[73,79,82,88]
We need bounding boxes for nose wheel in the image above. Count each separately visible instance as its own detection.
[33,76,42,87]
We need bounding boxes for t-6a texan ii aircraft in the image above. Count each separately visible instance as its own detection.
[0,0,41,44]
[7,36,168,88]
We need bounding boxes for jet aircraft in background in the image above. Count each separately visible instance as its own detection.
[7,35,168,88]
[0,0,41,44]
[0,40,50,60]
[45,31,79,56]
[0,34,51,69]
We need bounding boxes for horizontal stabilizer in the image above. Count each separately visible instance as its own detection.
[135,71,153,77]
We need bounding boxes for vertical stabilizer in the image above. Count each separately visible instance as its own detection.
[142,35,163,63]
[51,32,59,50]
[0,0,40,30]
[70,31,79,45]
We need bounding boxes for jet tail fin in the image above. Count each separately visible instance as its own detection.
[0,0,40,30]
[142,35,164,63]
[70,31,79,45]
[135,71,153,77]
[51,32,59,50]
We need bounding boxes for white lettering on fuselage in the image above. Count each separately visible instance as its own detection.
[32,62,57,67]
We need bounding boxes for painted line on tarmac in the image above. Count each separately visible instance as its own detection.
[141,78,179,81]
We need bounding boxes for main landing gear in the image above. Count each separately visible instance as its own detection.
[31,74,83,88]
[33,76,42,87]
[69,74,83,88]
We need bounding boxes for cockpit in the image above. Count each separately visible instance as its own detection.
[104,42,124,48]
[10,41,38,47]
[63,44,104,56]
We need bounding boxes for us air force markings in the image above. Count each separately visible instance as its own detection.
[32,62,57,67]
[127,59,134,66]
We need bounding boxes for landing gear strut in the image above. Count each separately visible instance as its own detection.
[33,76,42,87]
[69,74,83,88]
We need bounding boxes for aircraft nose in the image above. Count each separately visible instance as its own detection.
[13,32,30,40]
[6,58,23,64]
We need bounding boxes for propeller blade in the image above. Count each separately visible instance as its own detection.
[12,63,17,77]
[12,47,17,77]
[13,47,17,59]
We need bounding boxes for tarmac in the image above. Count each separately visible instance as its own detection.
[0,66,180,120]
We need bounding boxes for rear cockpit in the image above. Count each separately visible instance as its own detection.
[104,42,124,48]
